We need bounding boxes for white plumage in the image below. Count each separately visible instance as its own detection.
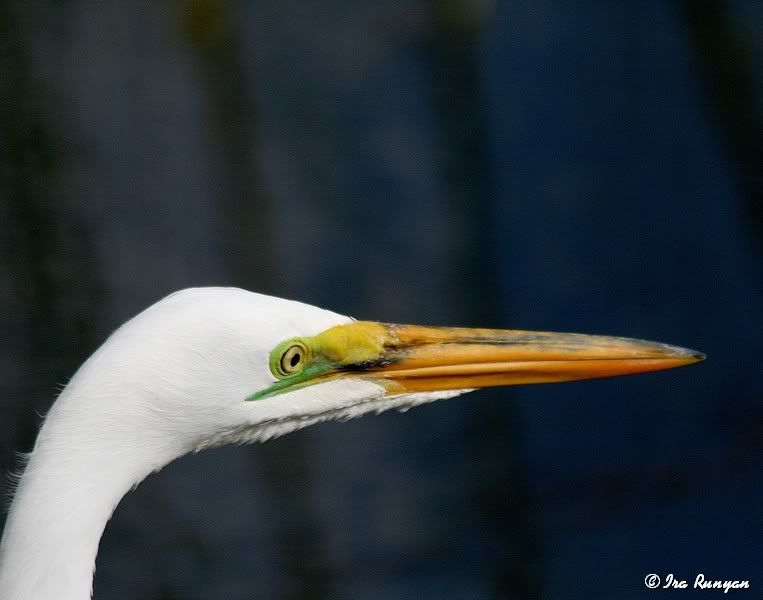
[0,288,465,600]
[0,286,701,599]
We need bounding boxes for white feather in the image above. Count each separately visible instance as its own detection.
[0,288,469,600]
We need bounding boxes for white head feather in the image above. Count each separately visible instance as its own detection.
[0,288,463,600]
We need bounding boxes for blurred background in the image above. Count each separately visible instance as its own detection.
[1,1,761,598]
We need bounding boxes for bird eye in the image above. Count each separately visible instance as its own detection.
[278,343,307,376]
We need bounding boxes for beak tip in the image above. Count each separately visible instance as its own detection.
[667,344,705,363]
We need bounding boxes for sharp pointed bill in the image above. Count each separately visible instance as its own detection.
[248,321,704,401]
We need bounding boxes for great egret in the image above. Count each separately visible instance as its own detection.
[0,287,703,599]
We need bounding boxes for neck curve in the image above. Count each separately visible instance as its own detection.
[0,397,181,600]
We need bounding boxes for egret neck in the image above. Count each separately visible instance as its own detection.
[0,385,185,600]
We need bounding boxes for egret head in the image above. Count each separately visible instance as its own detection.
[63,287,702,459]
[1,286,705,600]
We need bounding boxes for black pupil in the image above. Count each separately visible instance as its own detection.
[289,352,301,367]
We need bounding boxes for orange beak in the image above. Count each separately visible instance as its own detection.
[354,324,704,394]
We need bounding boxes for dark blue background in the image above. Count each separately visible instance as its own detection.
[1,1,761,598]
